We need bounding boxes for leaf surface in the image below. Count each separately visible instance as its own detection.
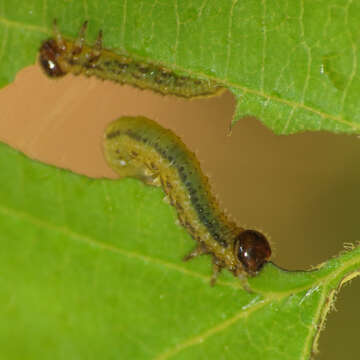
[0,142,359,360]
[1,0,360,133]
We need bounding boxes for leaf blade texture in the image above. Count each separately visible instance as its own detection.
[0,142,359,359]
[1,0,360,133]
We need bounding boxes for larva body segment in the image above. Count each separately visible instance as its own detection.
[104,117,271,284]
[39,21,224,98]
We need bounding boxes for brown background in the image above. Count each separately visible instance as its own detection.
[1,65,359,359]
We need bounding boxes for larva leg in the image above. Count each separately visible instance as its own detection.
[210,262,223,286]
[73,21,88,54]
[237,273,253,293]
[87,30,103,66]
[53,19,65,49]
[93,30,103,56]
[183,243,208,261]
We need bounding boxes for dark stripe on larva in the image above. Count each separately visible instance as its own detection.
[106,127,230,247]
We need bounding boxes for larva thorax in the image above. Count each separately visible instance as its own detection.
[104,117,271,284]
[39,21,224,98]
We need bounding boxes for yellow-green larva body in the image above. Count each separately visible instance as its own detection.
[104,117,272,284]
[39,21,224,98]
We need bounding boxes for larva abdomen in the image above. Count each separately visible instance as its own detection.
[104,117,271,285]
[39,21,224,99]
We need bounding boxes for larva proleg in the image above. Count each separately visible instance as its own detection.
[39,21,224,98]
[104,117,271,285]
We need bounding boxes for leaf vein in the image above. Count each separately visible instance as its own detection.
[340,0,357,113]
[154,298,270,360]
[224,0,238,78]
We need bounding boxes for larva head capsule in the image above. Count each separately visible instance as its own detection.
[39,39,67,77]
[234,230,271,275]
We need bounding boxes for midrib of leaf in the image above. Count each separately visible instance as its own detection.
[155,297,270,360]
[156,257,360,360]
[0,15,358,133]
[1,186,360,360]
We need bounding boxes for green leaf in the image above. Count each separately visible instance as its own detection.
[1,0,360,134]
[1,141,359,360]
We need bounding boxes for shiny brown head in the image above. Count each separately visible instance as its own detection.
[234,229,271,275]
[39,39,66,77]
